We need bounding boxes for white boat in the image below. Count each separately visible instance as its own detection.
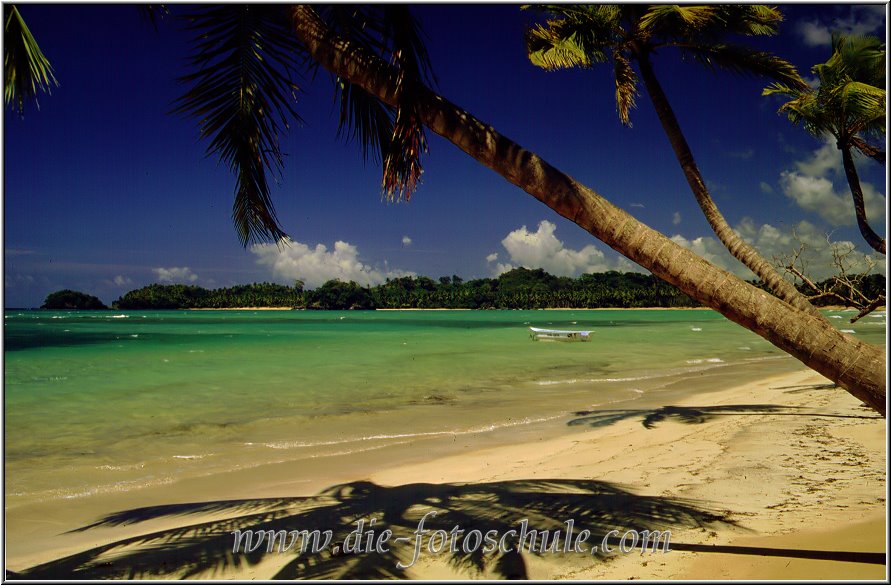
[529,327,592,342]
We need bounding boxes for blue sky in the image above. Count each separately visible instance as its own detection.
[3,4,887,308]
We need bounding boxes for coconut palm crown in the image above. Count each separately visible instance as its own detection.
[523,5,821,317]
[525,5,806,125]
[764,34,886,254]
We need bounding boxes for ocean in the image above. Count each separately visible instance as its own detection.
[3,308,885,509]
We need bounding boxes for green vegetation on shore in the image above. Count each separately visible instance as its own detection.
[108,268,696,310]
[40,268,886,311]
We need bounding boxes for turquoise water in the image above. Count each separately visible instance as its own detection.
[4,308,885,505]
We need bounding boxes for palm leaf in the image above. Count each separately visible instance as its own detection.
[678,42,807,90]
[526,22,593,70]
[379,5,432,202]
[639,5,719,36]
[317,6,434,202]
[4,4,58,115]
[334,76,393,166]
[710,5,783,37]
[613,51,638,125]
[172,5,302,246]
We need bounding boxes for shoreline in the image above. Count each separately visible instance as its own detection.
[6,367,885,579]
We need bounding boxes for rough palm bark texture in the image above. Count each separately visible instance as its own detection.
[291,6,885,415]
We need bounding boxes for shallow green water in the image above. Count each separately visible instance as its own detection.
[4,308,885,504]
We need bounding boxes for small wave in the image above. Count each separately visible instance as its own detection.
[840,329,856,334]
[737,346,751,350]
[96,463,145,471]
[536,374,656,386]
[172,454,210,460]
[690,327,702,332]
[110,314,129,319]
[829,315,843,319]
[257,415,563,450]
[686,358,724,364]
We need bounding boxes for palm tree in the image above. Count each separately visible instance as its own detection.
[289,5,883,413]
[764,34,886,255]
[522,5,823,319]
[5,6,885,413]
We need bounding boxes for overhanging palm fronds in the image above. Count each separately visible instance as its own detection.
[317,5,435,203]
[172,5,302,246]
[4,4,58,116]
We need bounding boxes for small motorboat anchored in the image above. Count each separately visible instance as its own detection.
[529,327,592,342]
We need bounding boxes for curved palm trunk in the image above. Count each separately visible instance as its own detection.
[290,6,885,415]
[840,144,886,255]
[634,51,826,320]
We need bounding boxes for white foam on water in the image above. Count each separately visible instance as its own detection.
[690,327,702,331]
[257,414,564,450]
[840,329,856,334]
[109,314,129,319]
[829,315,843,319]
[686,358,724,364]
[535,374,657,386]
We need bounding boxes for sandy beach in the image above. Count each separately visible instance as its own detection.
[7,366,885,579]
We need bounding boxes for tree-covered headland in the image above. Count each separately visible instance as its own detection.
[37,267,881,311]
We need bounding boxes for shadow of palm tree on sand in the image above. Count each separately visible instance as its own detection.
[569,404,881,430]
[13,479,734,580]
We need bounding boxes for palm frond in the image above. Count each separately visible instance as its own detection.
[334,76,393,166]
[613,51,638,125]
[825,33,885,88]
[678,42,807,90]
[4,4,58,116]
[526,22,593,70]
[379,5,431,202]
[172,5,302,246]
[712,5,783,37]
[639,5,719,36]
[317,6,433,202]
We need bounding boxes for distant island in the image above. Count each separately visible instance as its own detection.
[41,289,109,310]
[38,267,885,311]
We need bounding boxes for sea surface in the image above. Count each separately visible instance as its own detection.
[4,308,885,508]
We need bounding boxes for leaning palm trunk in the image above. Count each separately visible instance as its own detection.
[840,144,886,255]
[634,51,826,320]
[290,6,885,415]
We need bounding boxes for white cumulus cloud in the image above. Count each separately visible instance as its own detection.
[670,218,884,281]
[113,275,133,287]
[779,141,885,227]
[252,237,413,289]
[797,6,885,47]
[672,212,682,226]
[487,220,611,277]
[402,235,413,246]
[153,267,198,284]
